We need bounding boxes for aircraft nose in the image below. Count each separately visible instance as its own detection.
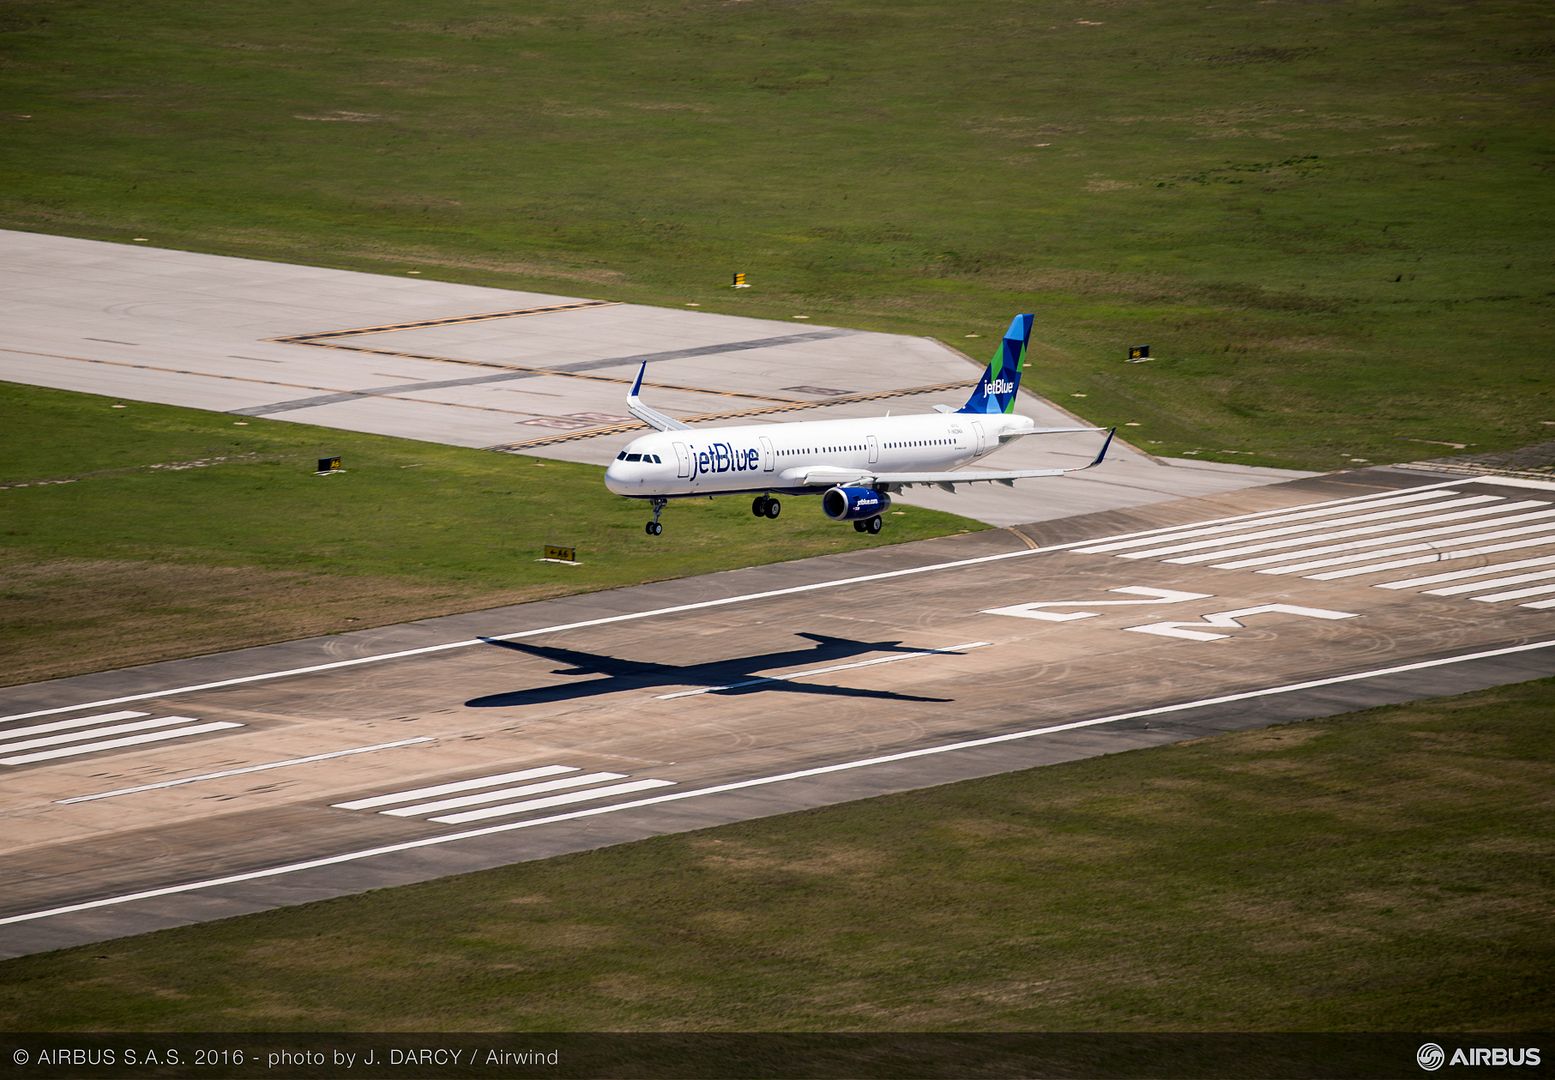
[604,460,628,494]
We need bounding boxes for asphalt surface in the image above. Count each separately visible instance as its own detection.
[4,466,1554,958]
[0,229,1306,526]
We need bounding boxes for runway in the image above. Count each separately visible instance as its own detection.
[0,229,1306,526]
[4,465,1555,958]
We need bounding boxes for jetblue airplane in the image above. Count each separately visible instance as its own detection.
[604,313,1114,536]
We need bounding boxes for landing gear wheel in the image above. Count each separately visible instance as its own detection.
[763,497,781,519]
[866,516,883,535]
[645,521,663,536]
[853,520,867,533]
[752,496,769,518]
[646,497,667,537]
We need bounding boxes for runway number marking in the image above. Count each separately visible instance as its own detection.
[1123,604,1360,643]
[981,586,1211,623]
[982,589,1359,643]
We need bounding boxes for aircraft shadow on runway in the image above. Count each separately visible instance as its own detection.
[465,632,956,708]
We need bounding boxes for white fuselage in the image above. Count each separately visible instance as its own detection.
[604,411,1036,498]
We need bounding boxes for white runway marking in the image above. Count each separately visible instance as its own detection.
[1472,582,1555,604]
[0,715,204,756]
[5,634,1554,929]
[0,478,1474,728]
[1074,488,1464,554]
[0,710,148,739]
[1309,533,1555,580]
[332,765,577,811]
[1121,495,1507,560]
[382,772,627,818]
[1235,513,1555,573]
[58,737,436,804]
[654,641,991,700]
[431,778,676,824]
[1177,504,1555,566]
[0,722,242,766]
[1424,568,1555,597]
[1375,554,1555,591]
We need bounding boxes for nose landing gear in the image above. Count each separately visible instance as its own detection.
[645,497,667,536]
[752,495,782,520]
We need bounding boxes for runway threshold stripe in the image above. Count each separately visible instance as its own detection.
[431,778,676,825]
[333,765,578,811]
[1218,510,1555,572]
[654,641,991,700]
[0,710,147,740]
[1170,503,1553,567]
[381,772,626,818]
[0,722,241,765]
[1115,495,1504,559]
[1472,582,1555,604]
[0,478,1477,729]
[1375,554,1555,591]
[58,738,436,804]
[6,635,1553,928]
[1308,533,1555,580]
[0,715,201,755]
[1425,568,1555,597]
[1073,488,1464,554]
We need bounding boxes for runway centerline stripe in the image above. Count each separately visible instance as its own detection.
[5,636,1553,927]
[1073,488,1463,554]
[654,641,991,700]
[1425,568,1555,596]
[0,477,1478,728]
[382,772,627,818]
[0,710,147,740]
[58,738,436,804]
[431,778,677,825]
[0,722,242,766]
[1378,554,1555,591]
[1167,503,1553,566]
[0,715,201,755]
[332,765,578,811]
[1115,494,1504,559]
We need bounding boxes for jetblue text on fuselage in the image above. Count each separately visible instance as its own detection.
[688,441,760,481]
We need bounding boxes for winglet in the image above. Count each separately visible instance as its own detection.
[625,361,690,432]
[1092,426,1116,468]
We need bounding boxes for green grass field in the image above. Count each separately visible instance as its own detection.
[0,382,980,685]
[3,677,1550,1032]
[1,1,1552,468]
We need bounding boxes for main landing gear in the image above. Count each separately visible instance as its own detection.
[853,516,884,535]
[752,494,782,519]
[645,497,667,536]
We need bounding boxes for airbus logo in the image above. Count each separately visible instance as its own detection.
[983,377,1015,396]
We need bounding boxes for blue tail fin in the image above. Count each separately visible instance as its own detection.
[958,314,1033,414]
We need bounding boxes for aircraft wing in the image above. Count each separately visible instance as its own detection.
[626,361,690,432]
[998,424,1109,443]
[792,428,1115,491]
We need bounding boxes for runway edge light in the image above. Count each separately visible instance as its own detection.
[316,455,342,474]
[731,272,750,288]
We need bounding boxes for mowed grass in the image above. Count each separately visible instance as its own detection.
[0,382,980,686]
[2,1,1552,468]
[2,677,1550,1032]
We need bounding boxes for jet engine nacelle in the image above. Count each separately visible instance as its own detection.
[821,485,891,522]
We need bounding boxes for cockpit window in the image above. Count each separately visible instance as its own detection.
[616,451,628,460]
